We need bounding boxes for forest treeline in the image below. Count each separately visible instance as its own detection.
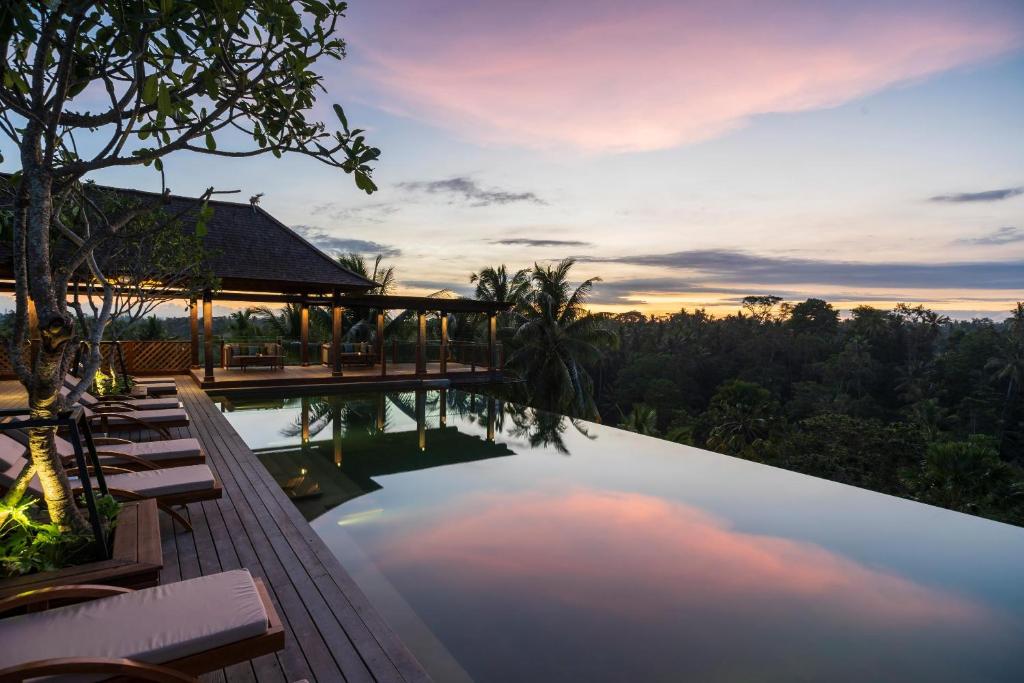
[584,296,1024,526]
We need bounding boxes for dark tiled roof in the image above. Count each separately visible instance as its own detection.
[120,187,376,294]
[0,174,376,294]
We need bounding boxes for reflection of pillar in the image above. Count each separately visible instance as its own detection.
[202,290,214,382]
[300,301,310,366]
[416,310,426,375]
[376,393,385,433]
[331,404,342,466]
[487,396,496,442]
[189,299,199,368]
[377,311,386,377]
[301,396,310,445]
[439,388,447,427]
[416,389,426,451]
[439,313,448,375]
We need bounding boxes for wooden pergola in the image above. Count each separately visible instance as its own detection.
[0,181,512,387]
[191,289,510,385]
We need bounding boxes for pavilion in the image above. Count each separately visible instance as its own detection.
[0,180,512,389]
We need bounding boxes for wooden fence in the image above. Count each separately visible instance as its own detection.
[0,340,192,379]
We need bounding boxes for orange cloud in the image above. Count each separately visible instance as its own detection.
[353,1,1023,152]
[379,490,992,628]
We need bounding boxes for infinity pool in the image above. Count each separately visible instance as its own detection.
[215,388,1024,682]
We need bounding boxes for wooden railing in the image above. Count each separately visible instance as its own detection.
[0,340,192,379]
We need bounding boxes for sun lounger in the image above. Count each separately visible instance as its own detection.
[63,378,181,411]
[0,434,220,509]
[0,569,284,681]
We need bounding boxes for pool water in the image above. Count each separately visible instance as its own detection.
[215,388,1024,682]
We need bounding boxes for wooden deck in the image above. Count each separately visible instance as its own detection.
[191,361,501,392]
[0,377,431,683]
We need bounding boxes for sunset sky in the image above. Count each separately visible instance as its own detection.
[13,0,1024,318]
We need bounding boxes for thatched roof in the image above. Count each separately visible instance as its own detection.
[0,175,377,295]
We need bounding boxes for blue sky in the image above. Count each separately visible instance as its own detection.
[4,0,1023,318]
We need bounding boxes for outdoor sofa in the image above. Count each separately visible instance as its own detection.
[222,342,285,370]
[320,341,376,366]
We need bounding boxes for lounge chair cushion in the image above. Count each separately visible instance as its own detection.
[87,407,189,425]
[55,436,202,463]
[0,570,269,673]
[134,376,176,384]
[121,396,181,410]
[89,464,215,497]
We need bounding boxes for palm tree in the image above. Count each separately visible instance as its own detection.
[226,308,261,339]
[618,403,658,435]
[252,303,303,339]
[507,258,616,417]
[986,323,1024,443]
[337,253,396,295]
[470,265,531,327]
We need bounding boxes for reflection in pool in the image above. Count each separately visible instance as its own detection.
[215,388,1024,682]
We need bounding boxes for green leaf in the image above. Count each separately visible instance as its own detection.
[142,75,158,104]
[205,133,216,151]
[333,104,349,133]
[157,83,171,115]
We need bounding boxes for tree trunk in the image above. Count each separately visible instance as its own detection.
[16,164,90,534]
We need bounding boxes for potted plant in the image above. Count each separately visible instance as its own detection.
[0,494,162,598]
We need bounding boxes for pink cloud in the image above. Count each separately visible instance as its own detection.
[350,0,1024,152]
[378,490,994,628]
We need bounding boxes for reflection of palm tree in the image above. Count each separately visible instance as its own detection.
[280,394,396,440]
[507,259,616,416]
[505,403,593,455]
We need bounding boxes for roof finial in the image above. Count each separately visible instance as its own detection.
[249,192,264,212]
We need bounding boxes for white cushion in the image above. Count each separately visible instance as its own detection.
[0,570,269,672]
[55,437,202,463]
[97,464,215,497]
[125,397,181,411]
[134,377,176,384]
[89,408,188,425]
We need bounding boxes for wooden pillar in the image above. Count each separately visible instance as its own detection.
[189,299,199,368]
[487,311,497,376]
[416,310,426,376]
[299,301,309,366]
[331,295,343,377]
[377,311,386,377]
[439,312,448,375]
[415,388,426,451]
[202,291,214,382]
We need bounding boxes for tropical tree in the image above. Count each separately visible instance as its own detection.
[337,253,396,296]
[704,380,782,458]
[506,259,616,417]
[470,265,531,327]
[618,403,658,436]
[0,0,378,530]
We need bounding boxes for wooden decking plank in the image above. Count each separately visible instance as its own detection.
[192,391,426,682]
[181,382,373,683]
[0,377,430,683]
[182,384,398,682]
